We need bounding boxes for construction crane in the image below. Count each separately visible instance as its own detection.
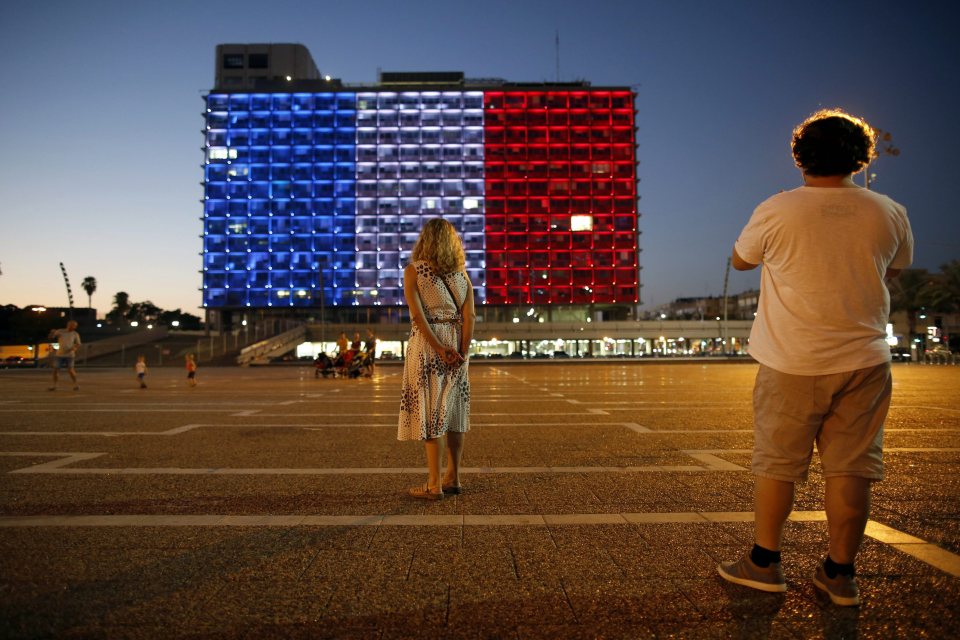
[59,262,75,319]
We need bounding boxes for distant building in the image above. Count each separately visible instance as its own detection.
[658,290,757,321]
[201,43,640,326]
[736,290,759,318]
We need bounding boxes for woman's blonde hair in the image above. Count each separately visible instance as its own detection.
[411,218,465,274]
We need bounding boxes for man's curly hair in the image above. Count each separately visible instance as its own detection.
[791,108,876,177]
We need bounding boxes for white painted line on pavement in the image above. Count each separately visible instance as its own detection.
[247,411,604,417]
[0,511,954,576]
[894,405,960,414]
[0,452,106,471]
[0,409,274,414]
[0,422,649,437]
[685,453,748,472]
[7,448,956,476]
[0,450,743,474]
[581,401,746,406]
[0,401,293,407]
[684,448,960,455]
[865,521,960,577]
[623,428,960,434]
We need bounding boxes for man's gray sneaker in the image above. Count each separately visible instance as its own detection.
[717,553,787,593]
[813,561,860,606]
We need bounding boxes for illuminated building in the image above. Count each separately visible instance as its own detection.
[202,45,640,318]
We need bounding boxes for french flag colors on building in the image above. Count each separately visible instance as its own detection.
[202,90,637,308]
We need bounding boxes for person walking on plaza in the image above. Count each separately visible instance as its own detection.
[398,219,475,500]
[717,109,914,606]
[48,320,81,391]
[363,328,377,376]
[185,353,198,387]
[135,355,148,389]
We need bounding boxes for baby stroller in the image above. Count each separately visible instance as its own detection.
[346,350,371,379]
[314,353,335,378]
[334,350,355,377]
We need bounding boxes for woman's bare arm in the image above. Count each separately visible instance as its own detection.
[460,275,475,359]
[403,264,463,363]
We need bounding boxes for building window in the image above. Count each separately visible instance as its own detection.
[571,215,593,231]
[222,54,244,69]
[208,147,238,161]
[248,53,269,69]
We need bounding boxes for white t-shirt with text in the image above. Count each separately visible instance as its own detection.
[735,186,913,376]
[54,330,81,357]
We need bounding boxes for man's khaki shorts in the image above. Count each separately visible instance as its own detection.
[752,362,891,483]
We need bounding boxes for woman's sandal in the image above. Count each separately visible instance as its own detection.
[442,484,463,495]
[408,484,444,500]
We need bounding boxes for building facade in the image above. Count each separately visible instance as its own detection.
[201,44,640,322]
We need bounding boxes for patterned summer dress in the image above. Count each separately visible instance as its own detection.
[397,261,471,441]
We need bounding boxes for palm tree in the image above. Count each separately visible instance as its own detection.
[107,291,131,325]
[81,277,97,309]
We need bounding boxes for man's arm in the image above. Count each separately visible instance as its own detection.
[731,247,759,271]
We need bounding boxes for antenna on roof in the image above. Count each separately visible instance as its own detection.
[555,30,561,82]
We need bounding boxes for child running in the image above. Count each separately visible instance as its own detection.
[185,353,198,387]
[135,355,147,389]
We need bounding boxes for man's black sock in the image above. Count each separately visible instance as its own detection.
[824,555,855,578]
[750,544,781,568]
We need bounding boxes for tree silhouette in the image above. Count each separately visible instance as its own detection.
[81,276,97,309]
[127,301,161,324]
[865,128,901,189]
[925,260,960,313]
[106,291,131,325]
[889,269,934,340]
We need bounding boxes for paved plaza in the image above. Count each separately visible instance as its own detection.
[0,362,958,638]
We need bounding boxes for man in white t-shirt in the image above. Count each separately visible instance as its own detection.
[49,320,82,391]
[717,109,913,606]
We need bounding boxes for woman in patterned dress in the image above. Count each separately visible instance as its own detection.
[398,219,475,500]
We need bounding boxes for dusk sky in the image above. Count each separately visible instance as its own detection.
[1,0,957,316]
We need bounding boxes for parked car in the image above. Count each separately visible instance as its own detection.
[1,356,28,368]
[925,344,953,355]
[890,347,912,361]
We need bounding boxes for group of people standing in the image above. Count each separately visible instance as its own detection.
[396,109,913,609]
[316,329,376,378]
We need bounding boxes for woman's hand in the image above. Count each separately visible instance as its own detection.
[441,347,464,367]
